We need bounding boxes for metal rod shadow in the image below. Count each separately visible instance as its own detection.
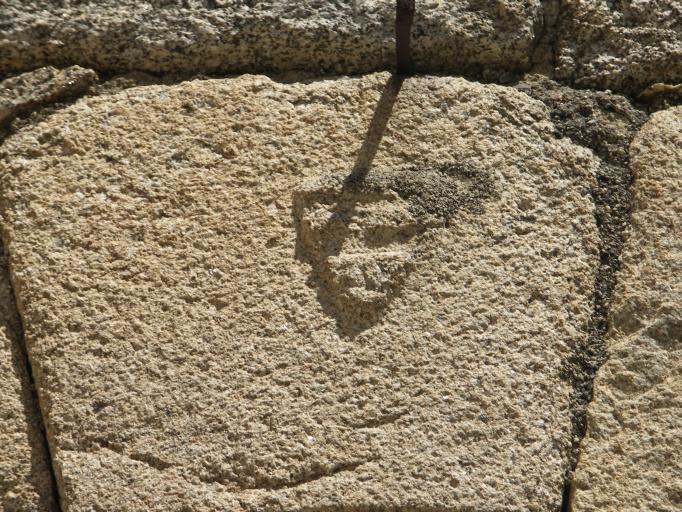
[347,74,404,184]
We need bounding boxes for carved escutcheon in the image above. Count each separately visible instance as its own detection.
[293,163,495,332]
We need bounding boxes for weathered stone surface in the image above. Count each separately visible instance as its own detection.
[571,107,682,511]
[0,1,541,80]
[0,73,600,511]
[638,82,682,111]
[556,0,682,94]
[0,246,57,512]
[516,76,646,278]
[517,74,647,476]
[0,66,97,129]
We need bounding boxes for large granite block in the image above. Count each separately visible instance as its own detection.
[0,73,599,511]
[0,1,541,80]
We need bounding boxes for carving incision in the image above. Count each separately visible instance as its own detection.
[293,163,495,333]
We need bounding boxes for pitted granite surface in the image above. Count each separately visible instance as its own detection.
[556,0,682,94]
[0,66,97,129]
[0,244,57,512]
[0,1,541,80]
[3,1,682,95]
[570,107,682,512]
[0,2,679,510]
[0,73,601,511]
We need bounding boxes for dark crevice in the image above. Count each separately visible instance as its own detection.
[0,241,62,512]
[561,480,572,512]
[82,64,530,91]
[89,64,671,113]
[4,55,664,115]
[0,71,99,512]
[636,83,682,113]
[550,0,563,73]
[530,0,561,76]
[515,75,647,512]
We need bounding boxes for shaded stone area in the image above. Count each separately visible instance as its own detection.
[638,83,682,112]
[293,163,496,333]
[571,107,682,512]
[0,1,541,81]
[0,73,599,511]
[0,243,57,512]
[556,0,682,94]
[0,65,97,129]
[516,74,647,489]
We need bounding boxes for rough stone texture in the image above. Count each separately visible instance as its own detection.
[516,76,646,281]
[638,82,682,111]
[516,74,647,477]
[0,73,600,511]
[571,107,682,512]
[0,245,57,512]
[0,1,542,80]
[0,66,97,129]
[556,0,682,94]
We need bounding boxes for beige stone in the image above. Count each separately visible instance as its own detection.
[0,66,97,128]
[0,1,541,80]
[0,73,600,511]
[571,107,682,511]
[556,0,682,94]
[515,75,647,479]
[0,245,57,512]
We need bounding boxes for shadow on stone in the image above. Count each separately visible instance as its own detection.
[293,164,496,336]
[348,74,404,181]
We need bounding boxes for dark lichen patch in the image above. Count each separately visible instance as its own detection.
[516,74,647,494]
[344,162,497,223]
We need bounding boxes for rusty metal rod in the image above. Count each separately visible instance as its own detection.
[396,0,415,75]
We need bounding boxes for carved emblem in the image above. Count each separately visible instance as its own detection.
[294,163,495,333]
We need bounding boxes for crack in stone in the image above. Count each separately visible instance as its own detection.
[196,459,373,493]
[243,460,371,492]
[0,239,62,512]
[85,430,376,493]
[515,75,648,512]
[76,442,177,474]
[0,69,100,512]
[530,0,561,76]
[346,410,409,430]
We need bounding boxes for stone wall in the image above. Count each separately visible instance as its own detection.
[0,2,679,511]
